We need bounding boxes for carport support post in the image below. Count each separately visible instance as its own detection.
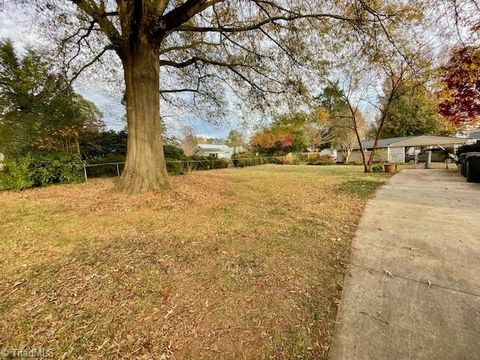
[425,150,432,169]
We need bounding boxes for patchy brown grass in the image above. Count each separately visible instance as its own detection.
[0,165,389,359]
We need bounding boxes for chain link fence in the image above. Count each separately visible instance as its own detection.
[82,156,283,181]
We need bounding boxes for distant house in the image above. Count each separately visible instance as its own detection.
[193,144,245,159]
[337,135,468,164]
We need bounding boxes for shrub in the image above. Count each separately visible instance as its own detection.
[232,152,274,167]
[84,153,126,177]
[164,145,185,160]
[271,156,286,165]
[372,164,384,173]
[0,151,84,190]
[288,153,301,165]
[187,155,213,170]
[211,158,229,169]
[307,154,334,165]
[166,161,188,175]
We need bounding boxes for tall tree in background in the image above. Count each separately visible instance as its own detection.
[274,111,332,151]
[380,81,443,138]
[226,130,245,148]
[0,40,103,155]
[366,62,425,171]
[180,125,199,155]
[438,46,480,125]
[315,83,364,163]
[14,0,413,193]
[252,126,305,155]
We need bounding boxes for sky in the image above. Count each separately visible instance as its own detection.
[0,5,236,140]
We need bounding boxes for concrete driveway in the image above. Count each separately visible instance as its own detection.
[330,169,480,360]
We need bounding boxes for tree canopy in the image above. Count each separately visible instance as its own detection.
[379,82,443,138]
[226,130,245,147]
[315,83,364,162]
[438,46,480,125]
[252,127,305,155]
[0,40,103,155]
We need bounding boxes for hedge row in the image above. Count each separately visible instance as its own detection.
[166,156,279,174]
[85,154,277,177]
[0,150,284,190]
[306,154,335,165]
[165,158,230,175]
[231,154,279,167]
[0,152,84,190]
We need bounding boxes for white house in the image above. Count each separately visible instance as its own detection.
[193,144,244,159]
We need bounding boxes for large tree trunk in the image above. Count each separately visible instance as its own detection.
[117,39,169,194]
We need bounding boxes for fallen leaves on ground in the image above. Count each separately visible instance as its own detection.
[0,165,389,359]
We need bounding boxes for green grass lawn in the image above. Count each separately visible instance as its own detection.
[0,165,389,359]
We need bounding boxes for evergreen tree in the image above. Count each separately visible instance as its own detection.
[0,40,104,155]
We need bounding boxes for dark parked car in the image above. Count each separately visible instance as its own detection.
[405,148,453,164]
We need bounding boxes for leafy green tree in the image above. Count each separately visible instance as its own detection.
[226,130,245,148]
[380,81,443,138]
[80,129,128,159]
[273,111,333,151]
[315,83,350,115]
[0,40,104,155]
[315,83,363,162]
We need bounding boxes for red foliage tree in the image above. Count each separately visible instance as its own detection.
[252,130,299,154]
[438,47,480,124]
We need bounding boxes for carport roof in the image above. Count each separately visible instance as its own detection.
[354,136,414,149]
[354,135,468,149]
[389,135,468,147]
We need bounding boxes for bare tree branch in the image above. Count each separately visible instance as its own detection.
[68,45,114,85]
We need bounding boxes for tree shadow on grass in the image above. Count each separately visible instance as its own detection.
[337,178,385,199]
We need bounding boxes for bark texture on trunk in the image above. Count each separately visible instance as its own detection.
[117,38,169,194]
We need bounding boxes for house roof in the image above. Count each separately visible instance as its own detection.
[353,136,415,150]
[353,135,468,150]
[195,144,231,154]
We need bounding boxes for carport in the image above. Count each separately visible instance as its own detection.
[390,135,468,166]
[390,135,468,148]
[341,135,468,164]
